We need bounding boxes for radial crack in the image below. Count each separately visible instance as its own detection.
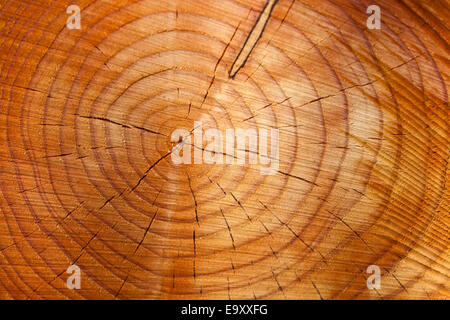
[311,280,323,300]
[200,20,241,108]
[229,0,278,78]
[278,170,319,186]
[133,209,158,255]
[221,208,236,251]
[187,173,200,225]
[230,192,251,221]
[75,114,166,136]
[326,210,376,255]
[259,200,327,264]
[130,152,171,192]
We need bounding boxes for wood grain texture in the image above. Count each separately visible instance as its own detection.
[0,0,448,299]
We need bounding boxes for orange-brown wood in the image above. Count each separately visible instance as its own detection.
[0,0,448,299]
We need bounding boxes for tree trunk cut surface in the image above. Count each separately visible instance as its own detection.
[0,0,448,299]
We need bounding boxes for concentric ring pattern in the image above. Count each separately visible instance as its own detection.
[0,0,448,299]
